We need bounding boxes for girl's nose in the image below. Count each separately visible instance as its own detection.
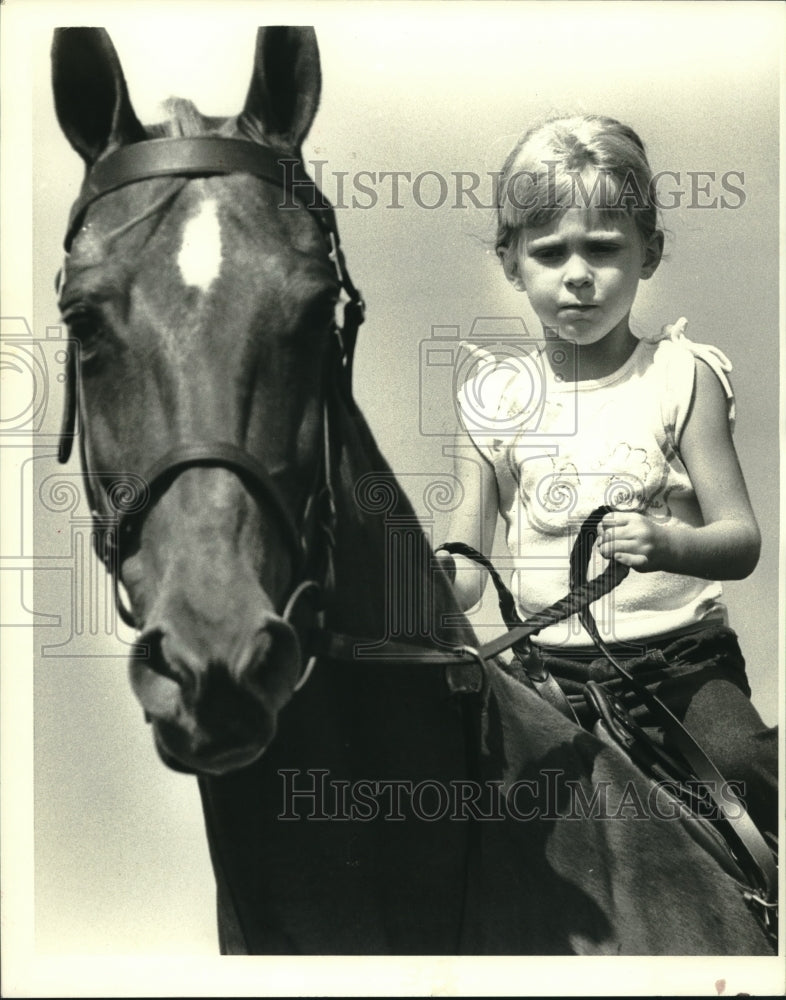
[563,254,593,288]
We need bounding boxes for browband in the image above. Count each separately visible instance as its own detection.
[58,134,365,466]
[64,136,331,251]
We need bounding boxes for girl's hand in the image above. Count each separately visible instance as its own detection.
[597,362,761,582]
[597,511,669,572]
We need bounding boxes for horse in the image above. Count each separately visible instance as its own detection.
[51,25,776,956]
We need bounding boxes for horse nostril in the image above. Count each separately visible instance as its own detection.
[133,613,302,731]
[135,626,197,693]
[238,618,302,704]
[253,627,274,662]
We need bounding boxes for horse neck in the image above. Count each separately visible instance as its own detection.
[325,393,474,651]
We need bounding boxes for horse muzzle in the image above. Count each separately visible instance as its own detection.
[130,609,302,774]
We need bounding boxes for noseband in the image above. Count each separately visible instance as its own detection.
[57,136,364,633]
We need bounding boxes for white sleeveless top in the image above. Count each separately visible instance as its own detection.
[456,319,735,646]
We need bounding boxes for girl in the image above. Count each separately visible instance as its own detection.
[437,114,777,842]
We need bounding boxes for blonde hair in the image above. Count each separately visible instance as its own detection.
[496,115,660,270]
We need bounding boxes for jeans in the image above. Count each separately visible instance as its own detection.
[529,624,779,843]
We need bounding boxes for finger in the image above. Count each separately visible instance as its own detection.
[597,537,616,558]
[600,513,634,537]
[613,552,649,571]
[598,529,636,552]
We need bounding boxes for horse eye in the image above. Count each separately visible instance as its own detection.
[64,312,104,363]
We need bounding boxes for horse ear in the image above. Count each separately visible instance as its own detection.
[239,27,321,150]
[51,27,145,165]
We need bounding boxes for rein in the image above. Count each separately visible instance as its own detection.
[312,519,628,679]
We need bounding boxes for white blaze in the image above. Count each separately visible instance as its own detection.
[177,200,223,292]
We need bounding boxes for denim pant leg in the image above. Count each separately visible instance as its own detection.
[656,628,778,844]
[539,626,778,843]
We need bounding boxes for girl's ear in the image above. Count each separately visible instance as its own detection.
[498,244,526,291]
[641,230,664,280]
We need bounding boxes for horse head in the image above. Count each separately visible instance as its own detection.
[52,27,352,775]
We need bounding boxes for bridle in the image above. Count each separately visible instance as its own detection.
[57,136,364,648]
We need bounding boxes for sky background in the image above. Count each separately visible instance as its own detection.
[2,1,782,995]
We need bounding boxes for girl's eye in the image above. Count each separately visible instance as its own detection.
[588,242,622,255]
[531,247,563,263]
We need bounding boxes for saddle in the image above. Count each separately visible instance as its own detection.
[438,514,779,945]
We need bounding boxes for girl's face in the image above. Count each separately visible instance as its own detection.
[512,208,662,349]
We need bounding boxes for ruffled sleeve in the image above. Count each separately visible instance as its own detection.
[640,317,735,442]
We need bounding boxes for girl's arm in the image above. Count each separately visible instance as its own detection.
[598,358,761,580]
[436,431,500,611]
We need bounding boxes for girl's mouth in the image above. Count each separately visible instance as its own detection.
[558,304,598,319]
